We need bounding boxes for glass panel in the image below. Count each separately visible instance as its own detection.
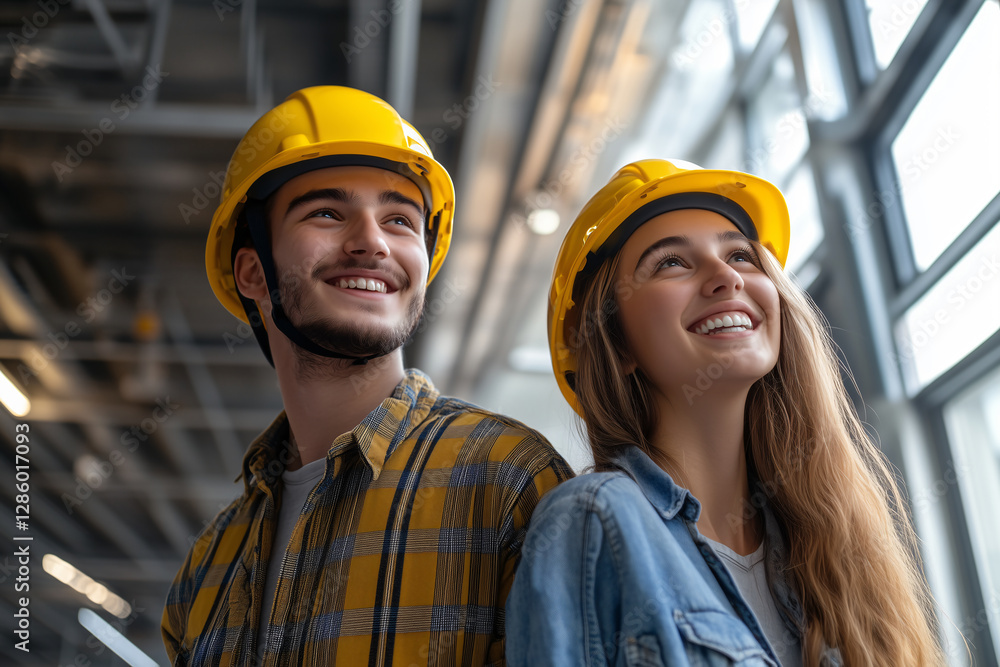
[895,221,1000,392]
[944,363,1000,654]
[891,0,1000,272]
[649,0,735,157]
[783,163,824,272]
[699,108,746,170]
[733,0,779,50]
[747,49,810,184]
[792,0,848,120]
[865,0,930,68]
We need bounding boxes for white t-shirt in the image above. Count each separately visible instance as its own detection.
[705,537,803,667]
[257,457,326,649]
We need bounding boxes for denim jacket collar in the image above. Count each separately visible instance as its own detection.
[613,445,702,523]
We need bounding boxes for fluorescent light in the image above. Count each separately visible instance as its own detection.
[78,609,157,667]
[526,209,561,236]
[43,554,132,619]
[0,367,29,416]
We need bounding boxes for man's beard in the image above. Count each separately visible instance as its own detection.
[278,263,424,376]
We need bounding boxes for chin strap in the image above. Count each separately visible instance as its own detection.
[232,198,384,367]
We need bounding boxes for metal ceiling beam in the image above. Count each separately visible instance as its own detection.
[81,0,142,74]
[348,0,388,96]
[22,400,274,430]
[0,339,266,366]
[0,104,262,137]
[161,291,247,472]
[387,0,421,119]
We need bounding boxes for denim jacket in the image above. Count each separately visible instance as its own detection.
[506,445,842,666]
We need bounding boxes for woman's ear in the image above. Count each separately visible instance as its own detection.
[234,247,267,301]
[621,355,637,376]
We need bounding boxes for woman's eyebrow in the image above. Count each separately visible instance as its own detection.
[717,230,749,244]
[633,229,751,270]
[635,235,689,271]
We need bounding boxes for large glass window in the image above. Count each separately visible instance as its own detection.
[658,0,736,156]
[864,0,931,68]
[944,364,1000,654]
[890,0,1000,272]
[733,0,779,50]
[782,162,823,272]
[792,0,849,120]
[747,50,810,184]
[895,221,1000,392]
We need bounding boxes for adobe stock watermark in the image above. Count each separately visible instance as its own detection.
[16,267,135,384]
[213,0,245,20]
[871,0,928,41]
[742,84,835,175]
[6,0,72,55]
[680,344,742,405]
[545,0,587,30]
[61,397,180,514]
[51,66,170,182]
[340,0,416,63]
[178,105,296,224]
[846,125,959,241]
[511,115,627,228]
[416,74,502,154]
[672,0,753,70]
[894,252,999,367]
[911,465,967,514]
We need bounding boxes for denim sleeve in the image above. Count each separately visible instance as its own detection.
[505,480,616,666]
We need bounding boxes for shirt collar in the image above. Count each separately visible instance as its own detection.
[241,369,439,489]
[612,445,701,522]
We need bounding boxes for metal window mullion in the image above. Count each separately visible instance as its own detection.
[888,194,1000,319]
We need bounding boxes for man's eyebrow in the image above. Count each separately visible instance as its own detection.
[284,188,356,217]
[378,190,425,223]
[283,188,426,224]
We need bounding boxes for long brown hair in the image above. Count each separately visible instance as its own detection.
[571,241,946,666]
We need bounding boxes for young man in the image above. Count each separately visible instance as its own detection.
[161,86,572,666]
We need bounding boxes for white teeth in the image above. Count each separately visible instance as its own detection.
[335,278,387,293]
[695,312,755,335]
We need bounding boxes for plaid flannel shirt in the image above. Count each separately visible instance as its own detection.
[161,369,572,666]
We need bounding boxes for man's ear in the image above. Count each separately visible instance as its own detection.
[234,247,267,301]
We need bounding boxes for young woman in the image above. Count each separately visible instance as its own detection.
[507,160,945,666]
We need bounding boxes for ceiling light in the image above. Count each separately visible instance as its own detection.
[78,609,157,667]
[43,554,132,619]
[0,367,30,417]
[526,208,561,235]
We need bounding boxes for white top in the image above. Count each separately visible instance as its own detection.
[257,457,327,648]
[705,537,803,667]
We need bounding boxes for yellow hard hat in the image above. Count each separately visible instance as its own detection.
[548,158,790,413]
[206,85,455,324]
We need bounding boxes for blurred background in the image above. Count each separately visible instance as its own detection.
[0,0,997,664]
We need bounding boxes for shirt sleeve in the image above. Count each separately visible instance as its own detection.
[161,542,197,665]
[505,480,616,667]
[489,436,575,663]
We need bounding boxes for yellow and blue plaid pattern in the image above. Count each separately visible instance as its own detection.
[161,370,572,666]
